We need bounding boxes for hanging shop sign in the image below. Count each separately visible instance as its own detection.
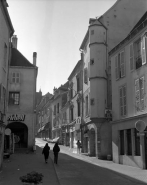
[7,114,25,122]
[85,117,91,124]
[5,128,11,135]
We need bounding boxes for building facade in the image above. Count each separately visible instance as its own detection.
[79,0,147,159]
[110,12,147,169]
[68,58,83,150]
[0,0,14,170]
[6,39,38,151]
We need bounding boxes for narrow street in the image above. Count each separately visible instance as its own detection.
[0,138,147,185]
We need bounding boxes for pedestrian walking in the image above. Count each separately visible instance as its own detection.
[42,143,50,163]
[53,142,60,164]
[76,140,81,154]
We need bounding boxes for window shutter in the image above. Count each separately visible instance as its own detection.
[140,76,144,111]
[120,51,125,77]
[135,79,140,112]
[115,55,119,80]
[123,86,127,116]
[130,44,134,71]
[120,87,123,116]
[141,36,146,65]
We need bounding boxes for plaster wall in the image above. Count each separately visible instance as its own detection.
[111,28,147,121]
[100,0,147,51]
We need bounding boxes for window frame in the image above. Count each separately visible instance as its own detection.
[119,85,127,117]
[9,92,20,105]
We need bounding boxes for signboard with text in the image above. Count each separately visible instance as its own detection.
[7,114,25,122]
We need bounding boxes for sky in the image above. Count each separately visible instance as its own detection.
[7,0,117,95]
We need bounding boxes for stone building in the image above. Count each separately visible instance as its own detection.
[109,11,147,169]
[0,0,14,170]
[6,37,38,151]
[79,0,147,159]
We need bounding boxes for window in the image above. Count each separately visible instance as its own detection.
[119,85,127,116]
[130,43,134,71]
[84,68,88,84]
[134,129,140,156]
[54,105,56,115]
[90,98,94,105]
[120,130,125,155]
[57,103,59,113]
[127,129,132,155]
[70,107,74,121]
[115,51,125,80]
[90,59,94,65]
[77,101,80,117]
[85,96,88,116]
[133,36,146,70]
[9,92,20,105]
[3,43,7,69]
[91,30,94,35]
[77,77,80,92]
[12,72,20,83]
[135,76,144,112]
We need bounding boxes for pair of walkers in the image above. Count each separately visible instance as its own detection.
[42,142,60,164]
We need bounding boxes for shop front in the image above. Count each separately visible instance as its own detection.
[6,113,35,151]
[112,114,147,169]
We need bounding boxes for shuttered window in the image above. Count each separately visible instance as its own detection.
[115,50,125,80]
[120,85,127,116]
[129,43,134,71]
[120,51,125,77]
[141,36,146,65]
[135,76,144,112]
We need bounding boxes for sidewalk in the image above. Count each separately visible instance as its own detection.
[56,144,147,184]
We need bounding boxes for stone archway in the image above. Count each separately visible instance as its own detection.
[6,122,28,148]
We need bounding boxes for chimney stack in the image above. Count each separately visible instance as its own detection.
[33,52,37,66]
[12,35,18,49]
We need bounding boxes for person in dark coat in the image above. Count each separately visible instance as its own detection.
[53,142,60,164]
[42,143,50,163]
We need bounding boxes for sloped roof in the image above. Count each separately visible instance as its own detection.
[130,11,147,34]
[10,48,35,67]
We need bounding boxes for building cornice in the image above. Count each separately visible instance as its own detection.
[89,42,107,47]
[111,113,147,124]
[89,76,107,81]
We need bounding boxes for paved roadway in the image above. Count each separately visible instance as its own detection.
[0,138,147,185]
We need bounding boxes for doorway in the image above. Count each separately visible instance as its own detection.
[6,122,28,148]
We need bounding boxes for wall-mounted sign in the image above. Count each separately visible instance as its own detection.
[5,128,11,135]
[7,114,25,122]
[135,120,146,132]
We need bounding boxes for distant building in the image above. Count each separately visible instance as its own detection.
[0,0,14,170]
[109,11,147,169]
[6,36,38,151]
[68,57,83,149]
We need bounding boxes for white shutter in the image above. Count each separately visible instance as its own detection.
[140,76,144,111]
[135,79,140,112]
[123,86,127,116]
[115,55,119,80]
[141,36,146,65]
[120,51,125,77]
[130,44,134,71]
[120,87,123,116]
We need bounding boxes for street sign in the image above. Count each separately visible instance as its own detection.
[135,120,146,132]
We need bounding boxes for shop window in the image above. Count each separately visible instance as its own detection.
[9,92,20,105]
[120,130,125,155]
[134,129,140,156]
[127,129,132,155]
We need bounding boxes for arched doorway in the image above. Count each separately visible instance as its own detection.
[6,122,28,148]
[89,128,96,156]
